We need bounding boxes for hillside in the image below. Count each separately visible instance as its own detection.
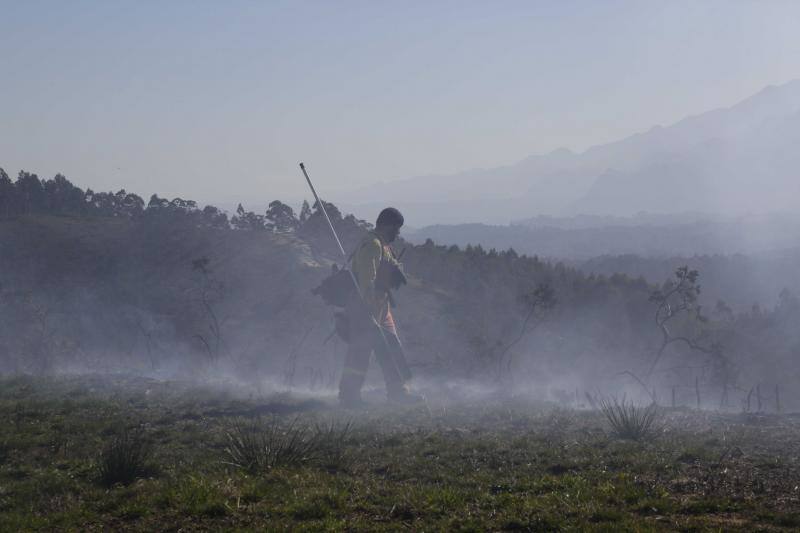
[0,210,652,393]
[405,213,800,309]
[579,250,800,312]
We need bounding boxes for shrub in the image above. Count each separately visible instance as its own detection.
[598,397,660,441]
[97,427,153,486]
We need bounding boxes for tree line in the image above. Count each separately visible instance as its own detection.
[0,168,311,232]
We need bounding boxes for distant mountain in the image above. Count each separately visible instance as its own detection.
[341,80,800,225]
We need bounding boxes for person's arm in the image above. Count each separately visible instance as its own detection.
[352,237,383,311]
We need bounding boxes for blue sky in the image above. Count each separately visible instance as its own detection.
[2,1,800,206]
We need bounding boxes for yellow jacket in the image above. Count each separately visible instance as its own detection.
[350,231,398,320]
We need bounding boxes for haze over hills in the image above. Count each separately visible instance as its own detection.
[340,79,800,226]
[403,211,800,310]
[406,212,800,259]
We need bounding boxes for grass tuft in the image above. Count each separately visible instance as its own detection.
[597,396,660,441]
[223,417,352,474]
[97,427,154,487]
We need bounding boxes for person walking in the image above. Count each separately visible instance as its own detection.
[338,207,421,407]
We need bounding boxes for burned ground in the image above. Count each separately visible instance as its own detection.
[1,375,799,531]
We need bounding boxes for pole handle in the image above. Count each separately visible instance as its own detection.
[299,162,347,258]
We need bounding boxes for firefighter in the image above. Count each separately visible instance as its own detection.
[338,207,421,407]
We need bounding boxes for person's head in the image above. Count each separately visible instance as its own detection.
[375,207,404,243]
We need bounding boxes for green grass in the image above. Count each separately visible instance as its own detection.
[1,374,799,531]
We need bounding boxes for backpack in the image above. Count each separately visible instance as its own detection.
[311,234,375,308]
[311,263,356,308]
[311,234,406,308]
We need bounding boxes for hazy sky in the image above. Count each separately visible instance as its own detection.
[2,1,800,207]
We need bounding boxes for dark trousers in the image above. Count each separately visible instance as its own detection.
[339,309,407,400]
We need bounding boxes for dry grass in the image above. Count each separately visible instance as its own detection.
[597,396,660,441]
[223,417,351,474]
[97,427,153,487]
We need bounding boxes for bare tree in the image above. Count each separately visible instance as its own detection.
[642,266,737,406]
[190,257,227,365]
[496,283,557,380]
[646,266,713,379]
[466,283,556,382]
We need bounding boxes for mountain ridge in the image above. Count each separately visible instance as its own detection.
[340,79,800,225]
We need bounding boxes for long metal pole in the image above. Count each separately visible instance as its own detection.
[299,163,348,259]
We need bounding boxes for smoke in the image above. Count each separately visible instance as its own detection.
[1,181,799,414]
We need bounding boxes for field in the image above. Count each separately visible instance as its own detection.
[1,375,799,531]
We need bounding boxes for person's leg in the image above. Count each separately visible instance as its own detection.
[373,311,414,399]
[338,334,372,404]
[373,333,406,397]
